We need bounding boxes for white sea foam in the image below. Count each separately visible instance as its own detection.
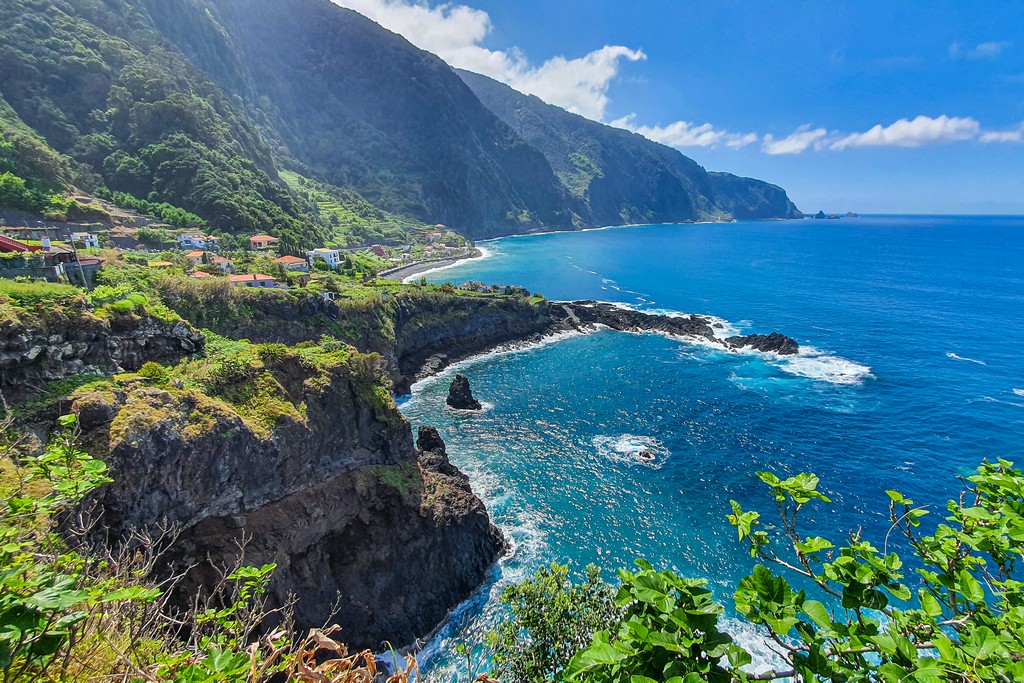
[577,301,872,386]
[593,434,670,468]
[1014,388,1024,397]
[719,616,789,676]
[946,352,987,366]
[400,244,493,283]
[776,345,874,385]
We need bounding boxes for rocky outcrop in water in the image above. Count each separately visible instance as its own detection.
[556,301,718,341]
[725,332,799,355]
[447,374,482,410]
[71,351,504,650]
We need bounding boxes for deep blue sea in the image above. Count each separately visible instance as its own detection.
[398,215,1024,678]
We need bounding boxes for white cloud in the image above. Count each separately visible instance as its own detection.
[762,125,829,155]
[331,2,1022,157]
[949,41,1011,59]
[611,114,759,149]
[980,122,1024,143]
[830,115,980,150]
[331,0,643,120]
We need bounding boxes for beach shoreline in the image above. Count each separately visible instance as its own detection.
[377,247,490,283]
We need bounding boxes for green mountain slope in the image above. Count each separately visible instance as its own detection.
[456,69,801,224]
[0,0,798,244]
[0,0,324,247]
[149,0,574,238]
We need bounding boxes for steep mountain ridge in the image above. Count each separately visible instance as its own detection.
[457,69,801,223]
[163,0,574,237]
[0,0,798,243]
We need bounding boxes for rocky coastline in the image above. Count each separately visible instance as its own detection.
[5,288,799,653]
[394,299,800,389]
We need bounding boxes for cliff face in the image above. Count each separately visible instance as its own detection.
[71,344,504,649]
[160,287,556,392]
[457,69,802,223]
[0,305,204,392]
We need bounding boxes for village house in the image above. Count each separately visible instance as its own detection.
[249,234,279,250]
[185,250,206,265]
[0,235,101,285]
[210,255,234,273]
[306,247,342,268]
[191,271,214,279]
[229,273,277,288]
[71,232,100,249]
[177,234,219,249]
[272,255,310,272]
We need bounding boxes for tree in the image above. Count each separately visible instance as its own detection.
[487,563,621,683]
[529,459,1024,682]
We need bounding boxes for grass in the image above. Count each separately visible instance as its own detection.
[0,279,84,307]
[8,375,108,418]
[369,461,421,501]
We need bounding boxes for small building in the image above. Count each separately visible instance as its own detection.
[177,234,219,249]
[229,273,277,288]
[272,255,310,272]
[210,255,234,273]
[427,231,442,242]
[250,234,279,250]
[191,271,214,279]
[71,232,100,249]
[306,247,342,269]
[185,250,207,265]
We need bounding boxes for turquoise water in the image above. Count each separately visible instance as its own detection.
[399,216,1024,676]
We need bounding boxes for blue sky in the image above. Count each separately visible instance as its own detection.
[335,0,1023,214]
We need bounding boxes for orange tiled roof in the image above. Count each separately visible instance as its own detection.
[229,273,274,282]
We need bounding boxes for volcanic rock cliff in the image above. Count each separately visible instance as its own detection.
[0,303,204,394]
[70,343,504,650]
[161,288,799,394]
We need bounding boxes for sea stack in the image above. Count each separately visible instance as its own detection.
[447,374,483,410]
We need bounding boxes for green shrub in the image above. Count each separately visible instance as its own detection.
[553,460,1024,682]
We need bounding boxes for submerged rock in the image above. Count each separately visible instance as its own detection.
[725,332,800,355]
[447,373,482,410]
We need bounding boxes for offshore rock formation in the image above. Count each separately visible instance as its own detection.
[0,308,203,392]
[71,349,504,650]
[725,332,800,355]
[447,374,482,410]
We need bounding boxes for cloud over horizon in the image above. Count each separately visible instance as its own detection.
[949,41,1012,59]
[830,115,981,150]
[331,0,643,120]
[611,114,759,149]
[331,1,1022,158]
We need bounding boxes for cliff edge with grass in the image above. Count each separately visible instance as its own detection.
[1,280,505,652]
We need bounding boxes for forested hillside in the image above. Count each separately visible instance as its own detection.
[0,0,798,244]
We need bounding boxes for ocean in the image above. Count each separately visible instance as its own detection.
[397,215,1024,677]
